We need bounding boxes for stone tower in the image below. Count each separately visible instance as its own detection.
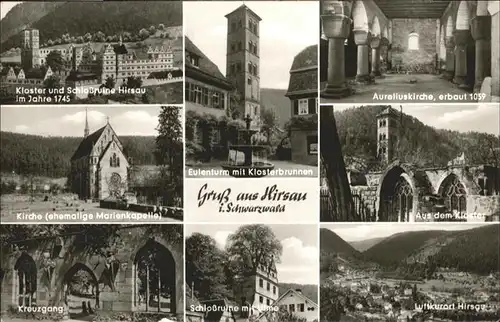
[21,28,41,70]
[225,4,262,127]
[376,106,399,164]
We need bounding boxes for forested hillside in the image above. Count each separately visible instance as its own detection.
[363,225,500,275]
[0,131,156,178]
[427,224,500,275]
[334,106,499,171]
[1,1,182,51]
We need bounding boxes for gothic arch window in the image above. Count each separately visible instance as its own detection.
[134,240,176,313]
[408,32,419,50]
[110,153,119,167]
[439,175,467,213]
[390,177,413,221]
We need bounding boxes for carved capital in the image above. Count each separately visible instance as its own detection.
[370,35,381,49]
[353,29,370,45]
[471,16,491,41]
[321,14,352,39]
[445,36,455,49]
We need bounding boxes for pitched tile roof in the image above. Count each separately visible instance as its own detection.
[286,45,318,96]
[71,125,106,160]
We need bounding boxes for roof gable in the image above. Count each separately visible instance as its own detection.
[184,36,228,83]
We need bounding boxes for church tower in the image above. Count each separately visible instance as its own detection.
[225,5,261,128]
[376,106,398,164]
[21,28,41,70]
[84,108,90,138]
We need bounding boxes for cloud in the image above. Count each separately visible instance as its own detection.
[213,230,232,249]
[62,110,105,124]
[14,125,29,132]
[278,236,318,284]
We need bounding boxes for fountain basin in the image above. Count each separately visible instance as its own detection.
[221,162,275,178]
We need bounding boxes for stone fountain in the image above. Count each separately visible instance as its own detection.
[222,114,274,178]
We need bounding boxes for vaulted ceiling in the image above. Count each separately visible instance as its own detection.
[373,0,451,19]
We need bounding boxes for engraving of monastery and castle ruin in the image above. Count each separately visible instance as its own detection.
[0,225,184,321]
[320,106,500,222]
[1,3,183,105]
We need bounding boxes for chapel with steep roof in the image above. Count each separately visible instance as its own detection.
[69,108,129,200]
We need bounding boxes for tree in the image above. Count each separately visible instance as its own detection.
[45,51,65,72]
[260,106,276,144]
[104,76,115,90]
[226,224,283,276]
[149,25,156,34]
[83,33,92,42]
[139,28,150,40]
[158,23,165,31]
[94,31,106,42]
[228,89,243,119]
[320,107,356,221]
[155,106,183,205]
[185,233,230,301]
[43,76,61,92]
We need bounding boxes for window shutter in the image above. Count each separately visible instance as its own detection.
[308,98,315,114]
[293,100,298,115]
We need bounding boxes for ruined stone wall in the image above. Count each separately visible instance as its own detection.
[351,185,378,220]
[391,18,438,72]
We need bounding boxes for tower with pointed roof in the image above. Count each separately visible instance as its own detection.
[376,106,399,164]
[225,4,261,127]
[84,108,90,138]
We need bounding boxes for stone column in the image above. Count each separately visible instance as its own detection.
[321,13,352,98]
[453,30,469,85]
[471,16,492,92]
[387,44,392,70]
[491,10,500,98]
[370,35,381,77]
[444,36,455,80]
[353,29,371,83]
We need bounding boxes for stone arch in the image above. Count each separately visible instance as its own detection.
[14,253,37,307]
[456,1,471,30]
[437,173,468,213]
[440,25,447,60]
[446,15,454,37]
[371,16,381,37]
[376,164,418,222]
[352,0,369,31]
[131,238,177,313]
[382,26,388,40]
[63,262,100,316]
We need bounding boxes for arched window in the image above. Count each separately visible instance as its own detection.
[109,156,113,167]
[117,157,120,167]
[440,175,467,213]
[408,32,419,50]
[14,253,37,307]
[390,176,413,222]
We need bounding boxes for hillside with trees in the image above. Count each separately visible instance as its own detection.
[1,1,182,51]
[0,131,156,178]
[320,228,361,259]
[363,225,500,275]
[334,105,500,171]
[348,237,386,252]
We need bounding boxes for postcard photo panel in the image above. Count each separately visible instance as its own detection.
[183,1,320,223]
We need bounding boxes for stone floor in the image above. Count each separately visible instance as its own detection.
[320,73,478,104]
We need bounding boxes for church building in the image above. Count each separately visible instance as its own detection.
[70,109,129,200]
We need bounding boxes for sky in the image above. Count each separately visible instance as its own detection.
[329,104,500,135]
[322,223,495,242]
[0,1,21,20]
[184,1,319,90]
[0,105,184,137]
[186,224,319,285]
